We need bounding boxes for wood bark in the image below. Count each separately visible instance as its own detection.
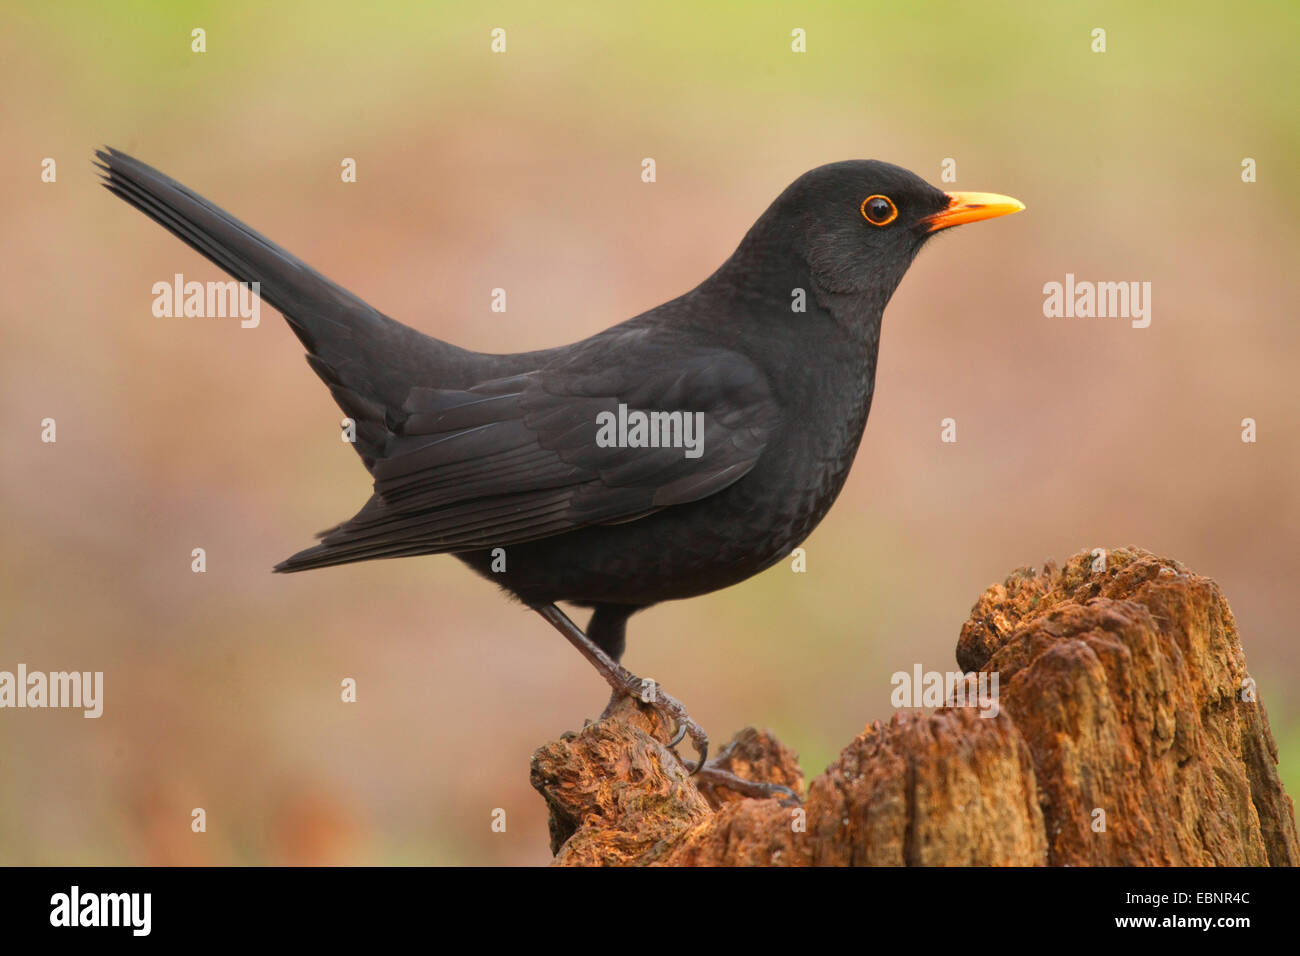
[530,548,1298,866]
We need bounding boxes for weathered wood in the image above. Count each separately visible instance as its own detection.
[530,548,1298,866]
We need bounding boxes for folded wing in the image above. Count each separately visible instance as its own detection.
[275,335,780,570]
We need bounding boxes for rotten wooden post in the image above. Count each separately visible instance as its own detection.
[530,548,1298,865]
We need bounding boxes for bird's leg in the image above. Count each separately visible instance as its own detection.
[536,604,709,772]
[535,604,801,803]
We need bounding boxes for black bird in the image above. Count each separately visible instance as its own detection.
[96,149,1022,793]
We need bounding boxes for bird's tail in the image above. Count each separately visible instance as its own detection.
[94,146,466,468]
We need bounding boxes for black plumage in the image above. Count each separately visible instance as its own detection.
[97,148,1021,788]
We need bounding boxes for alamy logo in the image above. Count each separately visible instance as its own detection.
[152,273,261,328]
[50,886,151,936]
[0,664,102,717]
[891,665,1000,718]
[595,404,705,459]
[1042,273,1151,328]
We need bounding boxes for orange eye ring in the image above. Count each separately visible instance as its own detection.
[861,195,898,226]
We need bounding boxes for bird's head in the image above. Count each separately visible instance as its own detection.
[732,160,1024,312]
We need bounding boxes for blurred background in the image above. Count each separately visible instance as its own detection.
[1,0,1297,864]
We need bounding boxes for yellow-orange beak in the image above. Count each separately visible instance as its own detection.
[922,191,1025,233]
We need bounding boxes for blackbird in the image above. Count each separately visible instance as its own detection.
[97,149,1022,794]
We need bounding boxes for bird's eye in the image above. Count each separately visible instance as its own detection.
[861,195,898,226]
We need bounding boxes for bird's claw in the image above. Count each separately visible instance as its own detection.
[647,684,709,774]
[607,669,794,798]
[666,722,688,749]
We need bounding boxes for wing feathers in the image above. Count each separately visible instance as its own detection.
[277,339,781,572]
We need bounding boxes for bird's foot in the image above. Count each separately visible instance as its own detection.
[601,684,800,804]
[682,760,801,805]
[537,605,796,802]
[601,678,709,772]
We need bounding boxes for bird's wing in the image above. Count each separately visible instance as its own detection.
[276,335,780,569]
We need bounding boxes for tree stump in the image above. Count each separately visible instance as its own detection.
[529,548,1298,866]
